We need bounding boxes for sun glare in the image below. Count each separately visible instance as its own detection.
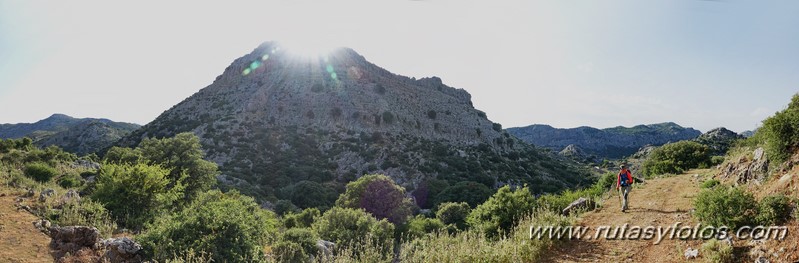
[279,40,338,58]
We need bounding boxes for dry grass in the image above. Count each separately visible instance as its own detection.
[0,187,52,263]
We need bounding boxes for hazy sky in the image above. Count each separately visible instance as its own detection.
[1,0,797,132]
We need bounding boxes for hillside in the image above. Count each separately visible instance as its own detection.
[117,42,592,204]
[0,114,140,155]
[507,122,702,160]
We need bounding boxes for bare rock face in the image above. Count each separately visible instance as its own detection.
[719,147,769,185]
[102,237,143,263]
[48,226,102,260]
[561,197,596,216]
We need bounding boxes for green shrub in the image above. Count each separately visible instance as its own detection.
[405,215,445,239]
[138,132,219,201]
[434,181,493,208]
[710,156,726,166]
[272,241,307,263]
[335,174,412,224]
[701,239,733,263]
[138,190,278,263]
[24,162,58,182]
[312,207,394,252]
[287,180,337,210]
[280,228,318,258]
[642,141,711,177]
[382,111,395,124]
[274,200,300,216]
[435,202,470,230]
[693,186,756,230]
[756,194,792,225]
[44,199,117,237]
[701,179,720,189]
[467,186,535,238]
[759,94,799,163]
[58,172,84,188]
[492,123,502,132]
[91,163,184,229]
[283,208,320,229]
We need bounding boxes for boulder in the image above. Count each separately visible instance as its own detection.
[73,159,101,170]
[102,237,143,263]
[317,240,336,257]
[561,197,596,216]
[684,248,699,259]
[33,219,52,232]
[39,188,56,202]
[61,189,81,204]
[48,226,102,259]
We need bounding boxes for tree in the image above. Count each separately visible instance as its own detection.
[138,190,278,263]
[287,180,337,210]
[405,216,445,239]
[760,94,799,163]
[283,208,321,229]
[335,174,413,224]
[103,146,144,165]
[434,181,494,208]
[312,207,394,251]
[467,186,535,237]
[436,202,471,230]
[138,132,218,200]
[91,163,184,229]
[642,141,711,177]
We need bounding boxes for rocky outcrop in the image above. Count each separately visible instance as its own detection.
[693,127,744,155]
[561,197,596,216]
[507,122,701,159]
[48,226,102,260]
[719,147,769,185]
[48,226,143,263]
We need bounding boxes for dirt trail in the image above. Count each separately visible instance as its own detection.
[544,172,707,262]
[0,188,52,263]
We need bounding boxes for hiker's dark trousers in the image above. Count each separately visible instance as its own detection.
[620,185,631,211]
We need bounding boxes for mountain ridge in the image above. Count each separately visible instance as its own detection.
[0,114,140,155]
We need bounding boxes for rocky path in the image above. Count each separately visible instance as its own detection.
[543,172,707,262]
[0,188,51,263]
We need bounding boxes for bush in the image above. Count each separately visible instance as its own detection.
[272,241,307,263]
[492,123,502,132]
[91,163,184,229]
[436,202,471,230]
[335,174,413,224]
[382,111,395,124]
[287,180,337,210]
[701,239,733,263]
[759,94,799,163]
[58,172,84,188]
[700,179,720,189]
[756,194,792,225]
[467,186,535,238]
[642,141,711,177]
[710,156,725,166]
[24,162,58,182]
[283,208,320,229]
[434,181,493,208]
[693,186,757,230]
[405,216,445,239]
[138,190,278,263]
[280,228,318,258]
[427,110,437,120]
[44,199,117,237]
[312,207,394,252]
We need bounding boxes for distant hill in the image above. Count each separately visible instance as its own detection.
[506,122,702,160]
[0,114,140,155]
[117,42,592,206]
[693,127,744,155]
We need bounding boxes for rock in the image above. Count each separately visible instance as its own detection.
[102,237,143,263]
[719,147,769,185]
[48,226,102,260]
[73,159,101,170]
[33,219,52,232]
[317,240,335,257]
[24,189,35,197]
[684,248,699,259]
[754,256,770,263]
[39,188,56,202]
[561,197,596,216]
[61,189,81,204]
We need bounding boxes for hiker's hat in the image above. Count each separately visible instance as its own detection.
[620,164,627,168]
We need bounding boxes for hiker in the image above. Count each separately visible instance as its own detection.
[617,164,634,212]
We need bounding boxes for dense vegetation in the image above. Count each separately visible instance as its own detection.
[754,94,799,163]
[0,132,615,262]
[641,141,713,177]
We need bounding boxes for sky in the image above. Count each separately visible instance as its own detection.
[1,0,797,133]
